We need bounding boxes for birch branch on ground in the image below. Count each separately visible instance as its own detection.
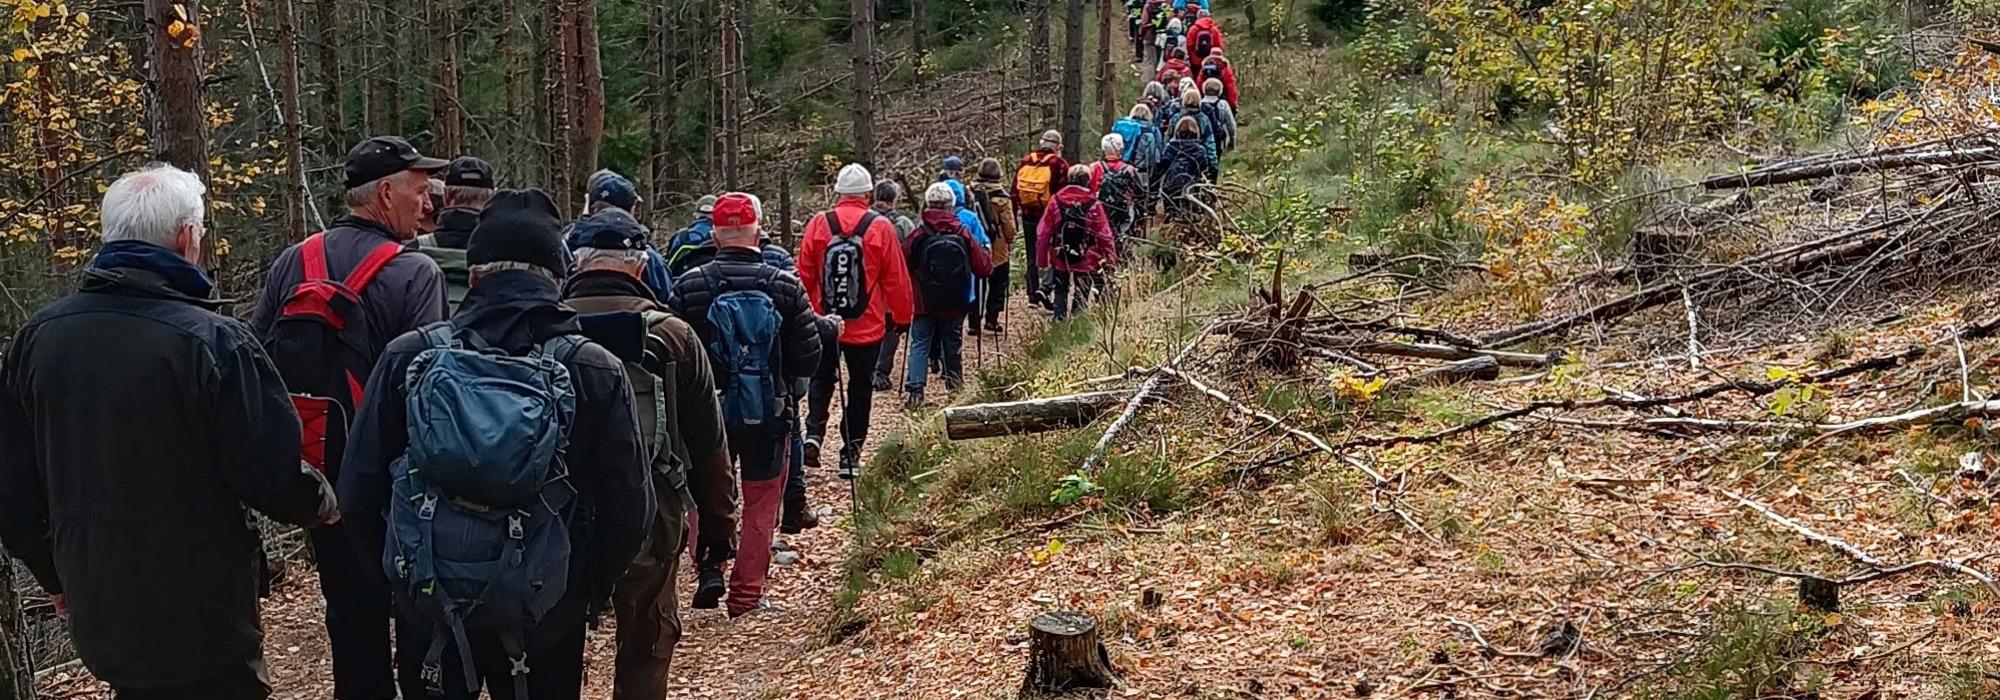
[1078,324,1215,474]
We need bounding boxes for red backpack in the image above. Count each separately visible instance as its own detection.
[264,232,404,475]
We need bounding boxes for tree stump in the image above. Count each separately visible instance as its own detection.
[1799,576,1841,612]
[1021,611,1117,695]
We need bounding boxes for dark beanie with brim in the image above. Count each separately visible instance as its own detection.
[468,189,568,277]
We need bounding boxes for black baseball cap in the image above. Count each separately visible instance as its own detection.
[343,136,448,189]
[443,156,496,188]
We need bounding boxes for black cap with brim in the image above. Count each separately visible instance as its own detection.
[443,156,497,188]
[343,136,449,190]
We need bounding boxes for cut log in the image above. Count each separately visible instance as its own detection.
[1799,576,1841,612]
[1021,611,1117,695]
[1699,146,2000,190]
[942,389,1139,440]
[1393,356,1500,391]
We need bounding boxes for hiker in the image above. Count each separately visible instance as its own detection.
[338,189,651,700]
[560,207,739,698]
[0,165,338,700]
[1156,47,1192,87]
[969,158,1018,335]
[1015,131,1072,310]
[668,192,825,616]
[903,183,995,407]
[249,135,448,700]
[1172,0,1209,11]
[1127,0,1149,63]
[939,155,971,204]
[417,156,497,309]
[1202,50,1240,109]
[1175,88,1221,161]
[870,181,917,391]
[1157,20,1186,74]
[799,164,915,480]
[1090,134,1145,259]
[661,195,718,278]
[421,178,445,235]
[1203,78,1239,156]
[1114,104,1166,195]
[1037,166,1117,321]
[1141,80,1170,115]
[1159,116,1220,222]
[1186,8,1225,61]
[953,184,994,338]
[570,170,674,300]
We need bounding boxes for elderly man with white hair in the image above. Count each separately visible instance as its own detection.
[0,163,339,700]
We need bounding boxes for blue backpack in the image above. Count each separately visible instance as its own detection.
[701,267,787,430]
[386,323,584,698]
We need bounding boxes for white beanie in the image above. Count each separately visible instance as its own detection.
[1167,17,1182,32]
[835,163,873,195]
[923,182,957,206]
[1101,133,1125,155]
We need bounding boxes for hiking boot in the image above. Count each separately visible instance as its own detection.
[781,503,820,534]
[727,598,772,619]
[803,437,823,472]
[871,373,892,392]
[984,321,1005,334]
[966,324,982,338]
[904,393,927,411]
[692,566,726,610]
[837,456,859,481]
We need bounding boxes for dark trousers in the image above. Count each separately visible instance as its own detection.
[113,658,272,700]
[784,412,807,513]
[311,524,396,700]
[806,342,883,462]
[984,262,1012,326]
[872,327,903,383]
[1052,270,1093,321]
[1021,206,1047,302]
[394,599,588,700]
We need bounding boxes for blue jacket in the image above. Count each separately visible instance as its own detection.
[954,197,991,304]
[1172,0,1208,10]
[1114,117,1166,172]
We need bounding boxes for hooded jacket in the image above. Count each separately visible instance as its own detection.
[1,254,336,689]
[338,270,652,607]
[906,209,996,318]
[1185,16,1225,60]
[1113,116,1166,173]
[562,270,739,561]
[969,179,1019,264]
[798,196,916,346]
[1036,185,1119,274]
[1155,58,1192,85]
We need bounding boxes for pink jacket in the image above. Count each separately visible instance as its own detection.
[1036,185,1118,274]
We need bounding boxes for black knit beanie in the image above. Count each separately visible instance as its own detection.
[467,189,567,277]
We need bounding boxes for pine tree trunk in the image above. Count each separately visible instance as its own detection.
[571,0,604,186]
[1059,0,1086,158]
[720,0,742,189]
[500,0,523,179]
[145,0,212,260]
[1028,0,1052,123]
[1096,0,1115,132]
[312,0,345,148]
[911,0,927,83]
[364,0,390,133]
[429,0,463,156]
[274,0,311,238]
[389,2,408,134]
[0,564,28,700]
[648,0,681,201]
[850,0,876,167]
[544,0,575,209]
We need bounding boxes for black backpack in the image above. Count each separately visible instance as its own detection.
[819,211,877,319]
[1162,142,1205,194]
[1099,166,1137,221]
[915,224,973,313]
[1056,201,1094,265]
[263,233,405,478]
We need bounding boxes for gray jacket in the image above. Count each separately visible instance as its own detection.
[249,215,448,372]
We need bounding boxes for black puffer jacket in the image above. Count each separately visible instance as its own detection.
[337,270,652,606]
[667,247,824,385]
[0,264,336,689]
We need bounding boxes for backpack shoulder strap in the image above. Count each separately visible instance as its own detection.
[300,232,331,282]
[419,322,459,350]
[823,211,847,240]
[538,334,589,364]
[853,211,880,240]
[345,240,407,294]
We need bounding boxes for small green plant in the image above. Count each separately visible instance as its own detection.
[1049,471,1100,506]
[1641,603,1814,700]
[1941,659,2000,700]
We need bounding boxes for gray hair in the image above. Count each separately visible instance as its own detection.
[444,185,494,210]
[101,163,206,248]
[469,261,557,284]
[343,181,383,209]
[573,246,649,269]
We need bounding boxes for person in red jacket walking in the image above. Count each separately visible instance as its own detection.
[1014,130,1071,309]
[902,183,995,408]
[1185,9,1225,61]
[798,163,915,480]
[1037,166,1118,322]
[1202,50,1240,109]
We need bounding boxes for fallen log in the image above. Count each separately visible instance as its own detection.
[1318,337,1560,368]
[1699,146,2000,190]
[1021,611,1117,694]
[941,389,1139,440]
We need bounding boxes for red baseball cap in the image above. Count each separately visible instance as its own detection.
[712,192,759,227]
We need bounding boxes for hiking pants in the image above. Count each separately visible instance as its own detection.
[984,262,1011,326]
[727,425,791,615]
[873,326,903,384]
[784,412,808,517]
[1020,205,1048,303]
[112,658,272,700]
[1052,271,1093,321]
[612,498,688,700]
[311,524,397,700]
[905,315,965,397]
[393,599,587,700]
[807,342,883,463]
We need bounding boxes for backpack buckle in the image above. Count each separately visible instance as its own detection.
[509,653,530,677]
[418,494,437,521]
[507,515,524,540]
[420,661,443,696]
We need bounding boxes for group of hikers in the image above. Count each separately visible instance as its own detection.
[0,7,1243,700]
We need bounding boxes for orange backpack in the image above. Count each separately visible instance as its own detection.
[1015,153,1056,209]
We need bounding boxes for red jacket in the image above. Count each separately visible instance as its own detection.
[1036,185,1118,274]
[906,209,996,318]
[1203,55,1239,108]
[1185,17,1225,61]
[798,196,915,346]
[1156,58,1191,85]
[1013,148,1072,213]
